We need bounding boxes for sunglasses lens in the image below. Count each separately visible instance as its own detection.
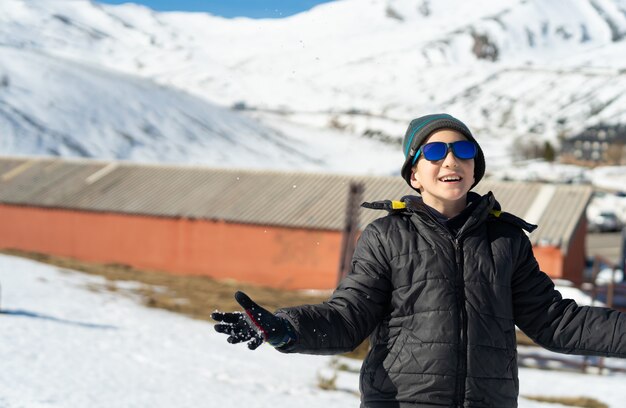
[417,140,477,162]
[452,141,477,159]
[422,142,447,161]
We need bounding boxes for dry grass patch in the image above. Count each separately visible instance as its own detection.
[523,396,608,408]
[1,249,329,320]
[516,329,537,346]
[3,249,374,359]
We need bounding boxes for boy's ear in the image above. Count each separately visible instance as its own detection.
[410,168,422,191]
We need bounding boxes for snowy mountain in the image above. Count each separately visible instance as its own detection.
[2,0,626,173]
[0,46,327,168]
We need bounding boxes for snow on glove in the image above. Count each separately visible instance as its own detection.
[211,291,296,350]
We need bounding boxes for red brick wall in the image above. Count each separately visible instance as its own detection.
[532,219,586,285]
[562,217,588,285]
[0,204,575,289]
[0,204,342,290]
[533,246,564,280]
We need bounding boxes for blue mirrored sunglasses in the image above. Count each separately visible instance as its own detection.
[412,140,477,164]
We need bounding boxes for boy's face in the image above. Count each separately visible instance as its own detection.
[410,129,475,213]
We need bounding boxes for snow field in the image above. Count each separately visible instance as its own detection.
[1,254,625,407]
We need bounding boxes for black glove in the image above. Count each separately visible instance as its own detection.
[211,291,297,350]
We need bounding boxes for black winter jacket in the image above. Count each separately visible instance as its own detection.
[277,192,626,408]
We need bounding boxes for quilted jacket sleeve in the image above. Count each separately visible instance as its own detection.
[275,222,393,355]
[512,233,626,358]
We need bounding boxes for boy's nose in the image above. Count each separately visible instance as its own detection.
[442,151,458,167]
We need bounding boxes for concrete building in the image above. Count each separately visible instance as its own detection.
[0,156,592,289]
[561,124,626,166]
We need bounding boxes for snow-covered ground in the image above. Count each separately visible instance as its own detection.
[0,254,356,408]
[588,167,626,194]
[1,253,625,408]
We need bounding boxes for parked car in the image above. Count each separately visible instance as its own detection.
[587,211,623,232]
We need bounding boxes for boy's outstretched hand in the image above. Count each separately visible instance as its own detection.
[211,291,296,350]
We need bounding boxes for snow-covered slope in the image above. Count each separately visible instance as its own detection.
[2,0,626,172]
[2,253,626,408]
[0,46,324,168]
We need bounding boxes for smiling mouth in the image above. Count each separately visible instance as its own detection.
[439,176,462,183]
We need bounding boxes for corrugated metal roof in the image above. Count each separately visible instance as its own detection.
[535,185,592,251]
[0,156,592,252]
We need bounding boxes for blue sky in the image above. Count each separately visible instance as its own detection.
[98,0,336,18]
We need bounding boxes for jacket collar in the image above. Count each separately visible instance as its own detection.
[361,191,536,234]
[403,191,494,218]
[403,192,498,237]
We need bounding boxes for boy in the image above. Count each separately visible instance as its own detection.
[212,113,626,408]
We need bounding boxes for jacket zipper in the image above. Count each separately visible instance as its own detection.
[454,220,483,407]
[412,209,484,407]
[454,239,467,408]
[454,220,484,407]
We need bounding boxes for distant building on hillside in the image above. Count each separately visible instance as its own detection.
[561,124,626,166]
